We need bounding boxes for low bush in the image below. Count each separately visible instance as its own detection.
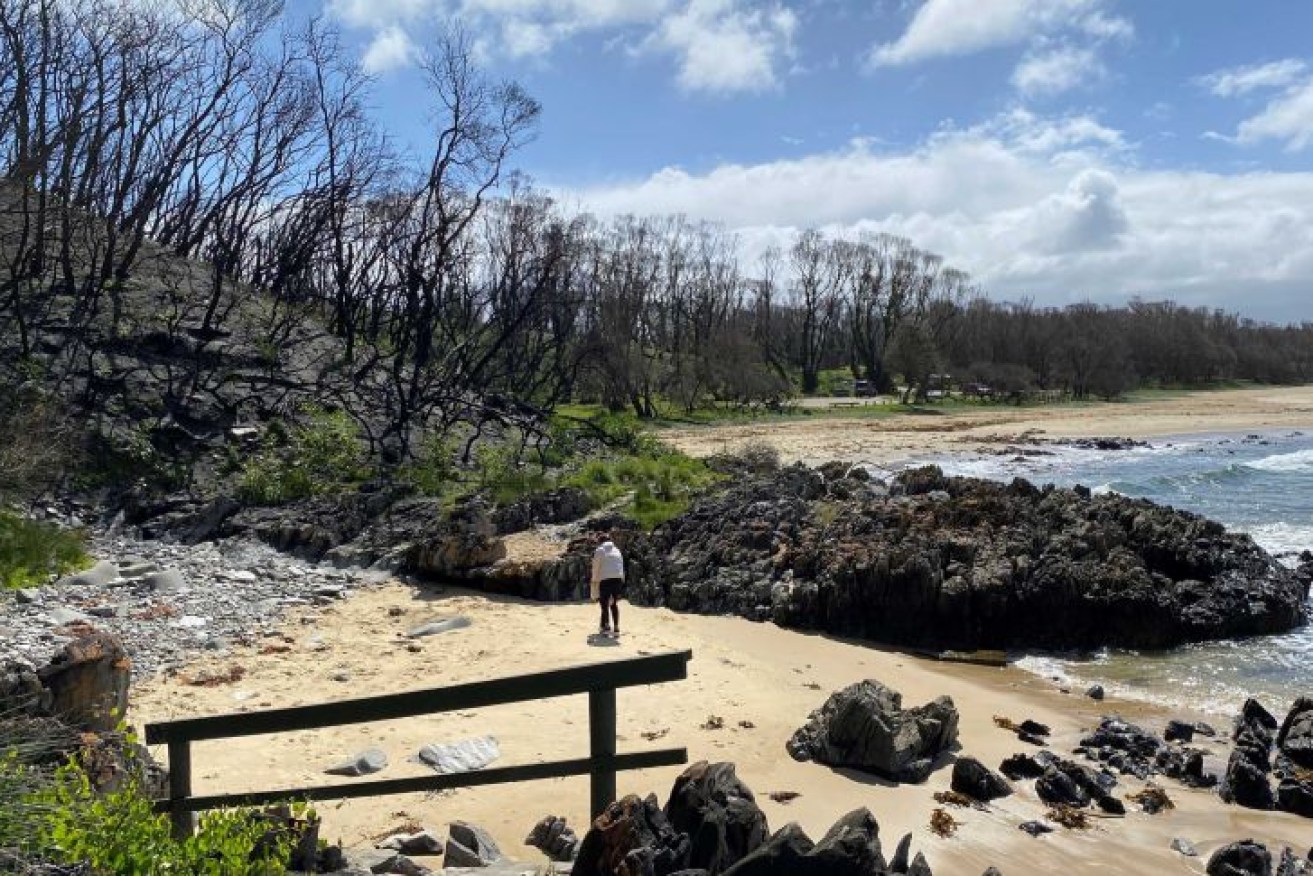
[238,407,371,505]
[0,512,89,589]
[0,740,300,875]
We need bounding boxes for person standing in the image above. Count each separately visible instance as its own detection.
[590,538,625,638]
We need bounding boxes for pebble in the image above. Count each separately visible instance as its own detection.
[1,532,394,679]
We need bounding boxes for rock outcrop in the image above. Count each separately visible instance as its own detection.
[786,681,959,783]
[629,465,1311,651]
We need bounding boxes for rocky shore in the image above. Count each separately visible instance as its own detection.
[0,531,390,679]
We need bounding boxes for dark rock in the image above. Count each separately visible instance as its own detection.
[1207,839,1272,876]
[1221,749,1274,810]
[1239,699,1279,735]
[1035,767,1089,807]
[887,834,911,873]
[982,869,1004,876]
[1018,720,1050,737]
[445,821,502,868]
[623,465,1310,652]
[999,753,1047,780]
[1277,698,1313,769]
[950,757,1013,802]
[36,631,131,732]
[1085,685,1104,701]
[525,815,580,862]
[1165,720,1195,743]
[721,809,912,876]
[1277,778,1313,817]
[1017,821,1053,837]
[492,487,592,534]
[573,794,690,876]
[787,680,958,783]
[664,761,769,873]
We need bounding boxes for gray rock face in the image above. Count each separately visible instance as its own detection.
[787,680,959,783]
[326,748,388,777]
[446,821,503,868]
[417,736,499,774]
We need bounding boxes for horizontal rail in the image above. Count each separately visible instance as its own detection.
[146,650,691,745]
[151,747,688,814]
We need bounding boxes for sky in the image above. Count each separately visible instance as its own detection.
[294,0,1313,323]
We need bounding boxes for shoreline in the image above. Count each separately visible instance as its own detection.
[129,584,1312,876]
[96,386,1313,871]
[658,384,1313,467]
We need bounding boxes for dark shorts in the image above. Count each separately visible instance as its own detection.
[599,578,624,601]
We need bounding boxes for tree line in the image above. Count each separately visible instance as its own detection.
[2,0,1311,473]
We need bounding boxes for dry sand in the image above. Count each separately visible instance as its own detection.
[129,385,1313,874]
[132,585,1312,876]
[658,385,1313,466]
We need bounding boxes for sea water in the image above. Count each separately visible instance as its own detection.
[895,429,1313,717]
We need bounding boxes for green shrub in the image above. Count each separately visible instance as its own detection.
[399,434,459,497]
[0,512,89,589]
[238,407,370,505]
[562,448,721,529]
[2,752,298,875]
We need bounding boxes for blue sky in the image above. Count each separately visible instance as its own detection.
[297,0,1313,322]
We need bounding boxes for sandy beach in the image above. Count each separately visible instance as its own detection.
[658,385,1313,466]
[128,385,1313,874]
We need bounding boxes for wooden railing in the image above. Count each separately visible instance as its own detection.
[145,650,692,838]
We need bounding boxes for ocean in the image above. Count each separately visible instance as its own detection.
[894,428,1313,718]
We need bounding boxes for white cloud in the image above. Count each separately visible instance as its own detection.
[559,110,1313,321]
[644,0,797,94]
[1012,44,1104,97]
[1236,79,1313,151]
[328,0,793,94]
[1199,59,1308,97]
[868,0,1102,67]
[1200,59,1313,152]
[360,25,419,73]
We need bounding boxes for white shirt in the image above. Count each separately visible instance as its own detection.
[590,541,625,599]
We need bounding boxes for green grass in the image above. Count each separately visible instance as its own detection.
[562,448,724,529]
[0,512,89,589]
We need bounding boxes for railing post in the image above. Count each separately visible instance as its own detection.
[167,739,195,840]
[588,687,617,819]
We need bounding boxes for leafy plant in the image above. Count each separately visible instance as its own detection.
[0,512,89,589]
[3,751,299,875]
[238,407,371,505]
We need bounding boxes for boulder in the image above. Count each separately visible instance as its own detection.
[999,753,1049,780]
[950,757,1013,802]
[787,681,959,783]
[325,749,387,777]
[377,830,442,856]
[36,631,131,732]
[1165,720,1196,743]
[445,821,503,868]
[1221,749,1274,810]
[416,736,499,774]
[1277,778,1313,818]
[721,809,910,876]
[525,815,580,862]
[1277,698,1313,769]
[1035,767,1089,807]
[664,762,769,873]
[573,794,690,876]
[1207,839,1272,876]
